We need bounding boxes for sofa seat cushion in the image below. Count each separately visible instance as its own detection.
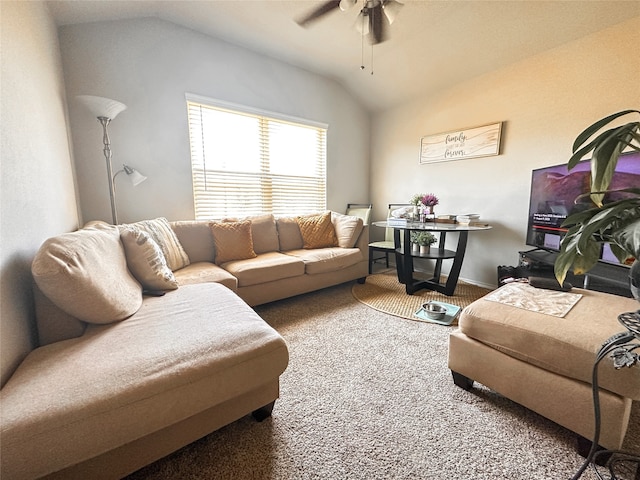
[173,261,238,291]
[222,252,305,287]
[283,247,363,275]
[458,285,640,399]
[0,283,288,480]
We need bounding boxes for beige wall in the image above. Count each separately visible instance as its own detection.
[0,1,79,386]
[58,18,370,224]
[370,16,640,288]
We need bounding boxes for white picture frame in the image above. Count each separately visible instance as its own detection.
[419,122,503,164]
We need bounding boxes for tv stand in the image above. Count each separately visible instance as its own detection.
[517,249,632,297]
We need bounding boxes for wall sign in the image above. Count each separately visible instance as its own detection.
[419,122,503,164]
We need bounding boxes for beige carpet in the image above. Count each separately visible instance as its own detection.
[126,282,639,480]
[352,269,492,325]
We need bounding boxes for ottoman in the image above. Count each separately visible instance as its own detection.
[447,283,640,450]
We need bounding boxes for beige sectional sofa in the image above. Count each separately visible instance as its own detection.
[171,211,368,306]
[0,211,367,480]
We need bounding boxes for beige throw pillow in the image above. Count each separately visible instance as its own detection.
[331,212,365,248]
[120,228,178,291]
[31,228,142,325]
[296,212,338,249]
[209,220,257,265]
[126,217,190,271]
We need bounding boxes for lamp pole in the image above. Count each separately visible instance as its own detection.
[98,116,119,225]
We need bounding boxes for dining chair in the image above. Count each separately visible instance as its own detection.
[368,203,412,274]
[345,203,372,225]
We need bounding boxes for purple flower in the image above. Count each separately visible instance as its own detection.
[421,193,439,207]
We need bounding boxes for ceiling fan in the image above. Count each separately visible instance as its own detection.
[296,0,404,45]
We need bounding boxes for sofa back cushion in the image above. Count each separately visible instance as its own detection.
[247,214,279,254]
[33,284,87,346]
[170,220,215,264]
[31,226,142,325]
[276,217,304,251]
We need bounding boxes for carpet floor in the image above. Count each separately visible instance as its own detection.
[126,282,639,480]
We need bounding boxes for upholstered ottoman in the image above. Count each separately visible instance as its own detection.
[448,283,640,450]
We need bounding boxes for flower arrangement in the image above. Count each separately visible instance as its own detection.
[410,193,439,207]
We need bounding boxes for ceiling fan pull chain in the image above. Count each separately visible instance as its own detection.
[360,10,366,71]
[371,43,374,75]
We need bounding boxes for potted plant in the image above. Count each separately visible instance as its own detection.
[410,231,437,254]
[554,109,640,299]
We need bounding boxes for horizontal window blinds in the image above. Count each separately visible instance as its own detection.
[187,99,327,220]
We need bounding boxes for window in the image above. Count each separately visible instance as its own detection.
[186,95,327,220]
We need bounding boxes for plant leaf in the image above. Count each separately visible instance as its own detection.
[572,110,640,152]
[611,217,640,260]
[590,127,636,205]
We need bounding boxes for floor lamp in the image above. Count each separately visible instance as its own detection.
[77,95,146,224]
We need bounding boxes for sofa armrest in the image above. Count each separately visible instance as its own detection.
[354,225,369,259]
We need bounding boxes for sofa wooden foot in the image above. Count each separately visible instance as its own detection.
[357,277,366,284]
[252,401,275,422]
[451,371,474,390]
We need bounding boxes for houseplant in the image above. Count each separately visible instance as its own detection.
[553,109,640,299]
[410,231,437,253]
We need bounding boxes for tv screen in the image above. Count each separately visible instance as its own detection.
[526,150,640,265]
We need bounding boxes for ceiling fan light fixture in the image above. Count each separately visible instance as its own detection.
[355,9,370,35]
[382,0,403,24]
[339,0,357,12]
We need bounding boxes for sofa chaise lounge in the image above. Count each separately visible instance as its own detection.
[1,211,367,479]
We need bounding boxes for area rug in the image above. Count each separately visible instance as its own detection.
[352,270,493,324]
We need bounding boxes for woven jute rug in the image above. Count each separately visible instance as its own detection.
[352,269,493,325]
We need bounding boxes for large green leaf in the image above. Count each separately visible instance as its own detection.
[572,110,640,152]
[611,216,640,260]
[590,127,636,205]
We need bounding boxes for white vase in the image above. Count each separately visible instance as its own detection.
[412,243,420,253]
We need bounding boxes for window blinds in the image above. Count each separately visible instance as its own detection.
[186,98,327,220]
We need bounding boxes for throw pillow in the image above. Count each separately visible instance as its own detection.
[331,212,364,248]
[125,217,190,271]
[120,228,179,291]
[296,212,338,249]
[31,227,142,324]
[209,220,257,265]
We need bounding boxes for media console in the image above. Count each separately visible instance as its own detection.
[516,248,632,297]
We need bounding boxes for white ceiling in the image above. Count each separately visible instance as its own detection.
[48,0,639,112]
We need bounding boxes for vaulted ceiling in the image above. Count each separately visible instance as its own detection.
[48,0,638,112]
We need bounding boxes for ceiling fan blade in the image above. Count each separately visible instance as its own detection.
[369,3,387,44]
[296,0,342,27]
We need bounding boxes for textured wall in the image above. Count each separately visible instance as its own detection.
[0,1,79,386]
[370,17,640,288]
[59,18,370,224]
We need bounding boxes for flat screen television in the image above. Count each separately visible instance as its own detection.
[526,150,640,266]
